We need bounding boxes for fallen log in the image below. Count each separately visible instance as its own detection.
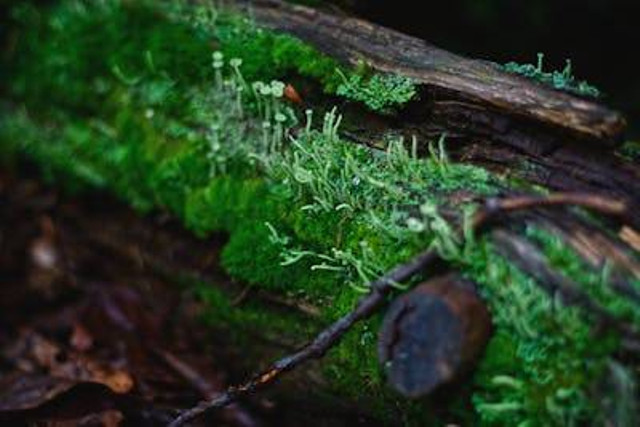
[3,1,640,425]
[237,0,640,221]
[244,0,624,142]
[169,193,637,426]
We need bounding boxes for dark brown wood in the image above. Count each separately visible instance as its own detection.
[454,141,640,228]
[378,275,491,398]
[233,0,640,222]
[243,0,624,142]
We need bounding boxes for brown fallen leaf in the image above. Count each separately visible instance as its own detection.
[4,330,135,395]
[0,373,166,425]
[90,366,135,395]
[70,323,94,352]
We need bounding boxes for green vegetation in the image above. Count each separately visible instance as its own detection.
[336,68,418,114]
[619,141,640,163]
[165,1,418,113]
[504,53,601,98]
[526,226,640,324]
[1,1,637,425]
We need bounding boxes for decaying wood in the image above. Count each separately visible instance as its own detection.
[456,142,640,228]
[492,229,640,339]
[6,1,640,423]
[233,0,640,222]
[40,171,639,423]
[483,195,640,313]
[168,249,440,427]
[169,192,632,427]
[378,275,491,398]
[242,0,623,141]
[530,211,640,302]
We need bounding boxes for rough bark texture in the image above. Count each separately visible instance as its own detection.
[244,0,623,141]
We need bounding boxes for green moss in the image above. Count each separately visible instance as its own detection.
[525,225,640,326]
[463,239,618,426]
[193,280,314,345]
[618,141,640,163]
[1,1,636,425]
[165,0,417,112]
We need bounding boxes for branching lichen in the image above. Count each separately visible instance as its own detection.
[503,53,600,98]
[336,69,418,114]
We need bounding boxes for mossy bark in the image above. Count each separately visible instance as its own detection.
[237,0,640,227]
[1,1,639,425]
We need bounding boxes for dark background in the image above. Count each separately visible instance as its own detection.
[327,0,640,137]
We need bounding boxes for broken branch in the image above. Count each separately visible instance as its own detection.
[378,274,492,397]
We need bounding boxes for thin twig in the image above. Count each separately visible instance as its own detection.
[168,250,439,426]
[168,193,628,427]
[473,192,628,229]
[155,348,260,427]
[154,348,219,398]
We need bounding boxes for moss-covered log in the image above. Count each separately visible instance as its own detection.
[238,0,640,224]
[244,0,624,141]
[1,0,639,425]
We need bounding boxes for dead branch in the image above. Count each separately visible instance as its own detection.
[378,274,492,397]
[529,211,640,303]
[472,192,628,229]
[154,349,259,427]
[240,0,624,143]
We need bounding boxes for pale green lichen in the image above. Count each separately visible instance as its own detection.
[504,53,600,98]
[165,0,417,113]
[336,69,418,114]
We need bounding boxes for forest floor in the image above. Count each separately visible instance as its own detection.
[0,168,378,427]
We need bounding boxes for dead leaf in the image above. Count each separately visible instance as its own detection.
[70,323,94,352]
